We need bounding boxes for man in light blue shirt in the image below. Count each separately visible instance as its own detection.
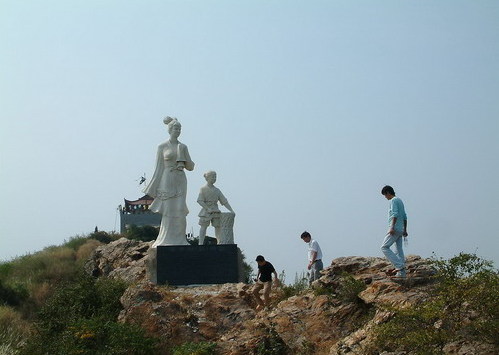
[381,185,408,278]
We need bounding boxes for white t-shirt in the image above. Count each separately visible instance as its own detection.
[308,239,323,261]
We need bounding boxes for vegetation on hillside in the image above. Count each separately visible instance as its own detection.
[0,231,157,355]
[371,252,499,354]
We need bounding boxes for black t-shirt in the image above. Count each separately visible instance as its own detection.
[258,261,276,282]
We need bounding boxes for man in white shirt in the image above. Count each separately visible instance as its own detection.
[300,231,323,285]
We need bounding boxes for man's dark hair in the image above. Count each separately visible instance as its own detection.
[255,255,265,262]
[301,231,311,239]
[381,185,395,196]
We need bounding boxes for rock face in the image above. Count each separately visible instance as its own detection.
[86,241,496,354]
[84,238,152,283]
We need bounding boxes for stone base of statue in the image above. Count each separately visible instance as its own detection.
[153,244,243,286]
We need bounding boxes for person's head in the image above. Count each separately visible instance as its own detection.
[300,231,311,243]
[255,255,266,266]
[164,116,182,138]
[381,185,395,200]
[204,171,217,184]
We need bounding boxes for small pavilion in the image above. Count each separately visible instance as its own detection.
[120,195,161,233]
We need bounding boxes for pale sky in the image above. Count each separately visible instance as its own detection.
[1,1,498,281]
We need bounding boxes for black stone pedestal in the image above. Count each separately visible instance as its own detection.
[156,244,241,286]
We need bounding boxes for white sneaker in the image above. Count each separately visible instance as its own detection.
[395,269,406,278]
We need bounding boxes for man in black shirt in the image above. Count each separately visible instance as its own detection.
[253,255,279,310]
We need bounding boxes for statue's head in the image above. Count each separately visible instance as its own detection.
[163,116,182,136]
[204,170,217,183]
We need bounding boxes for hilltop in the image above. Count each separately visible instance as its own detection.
[83,238,498,354]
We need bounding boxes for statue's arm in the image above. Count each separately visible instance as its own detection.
[222,200,235,214]
[178,143,195,171]
[197,190,212,212]
[219,191,235,214]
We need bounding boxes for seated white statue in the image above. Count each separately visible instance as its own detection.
[197,171,235,245]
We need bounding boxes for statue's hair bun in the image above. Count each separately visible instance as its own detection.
[163,116,174,125]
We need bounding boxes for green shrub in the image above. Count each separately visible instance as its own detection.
[0,279,28,307]
[278,272,308,299]
[238,250,253,283]
[88,231,120,244]
[63,235,91,251]
[336,272,366,303]
[311,272,366,302]
[22,317,156,355]
[297,339,315,355]
[35,272,127,333]
[431,252,494,282]
[256,325,289,355]
[372,253,499,354]
[0,247,83,318]
[21,272,156,355]
[0,262,13,278]
[5,246,79,286]
[172,341,218,355]
[126,225,159,242]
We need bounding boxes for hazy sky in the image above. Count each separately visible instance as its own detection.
[1,1,498,281]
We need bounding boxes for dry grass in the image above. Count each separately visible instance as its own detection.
[0,306,32,354]
[76,239,103,261]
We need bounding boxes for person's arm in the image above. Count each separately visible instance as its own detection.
[403,219,408,237]
[389,217,397,235]
[308,250,317,270]
[389,199,399,235]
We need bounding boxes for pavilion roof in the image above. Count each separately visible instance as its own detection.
[124,195,154,206]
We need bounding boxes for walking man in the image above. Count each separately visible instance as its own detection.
[300,231,323,285]
[253,255,279,310]
[381,185,408,278]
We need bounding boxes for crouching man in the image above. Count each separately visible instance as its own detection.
[253,255,279,311]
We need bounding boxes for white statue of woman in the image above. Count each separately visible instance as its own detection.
[143,117,195,247]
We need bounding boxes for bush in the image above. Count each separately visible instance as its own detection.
[0,306,32,354]
[126,225,159,242]
[6,247,79,285]
[0,279,28,307]
[63,235,91,251]
[76,239,103,261]
[35,272,127,333]
[238,250,253,284]
[372,253,499,354]
[335,272,366,304]
[172,341,218,355]
[278,272,308,300]
[88,231,118,244]
[22,272,157,355]
[0,246,83,318]
[256,325,290,355]
[23,317,157,355]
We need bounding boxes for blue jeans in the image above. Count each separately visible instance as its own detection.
[381,232,405,270]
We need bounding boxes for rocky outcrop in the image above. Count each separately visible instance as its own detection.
[85,240,496,354]
[84,238,152,283]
